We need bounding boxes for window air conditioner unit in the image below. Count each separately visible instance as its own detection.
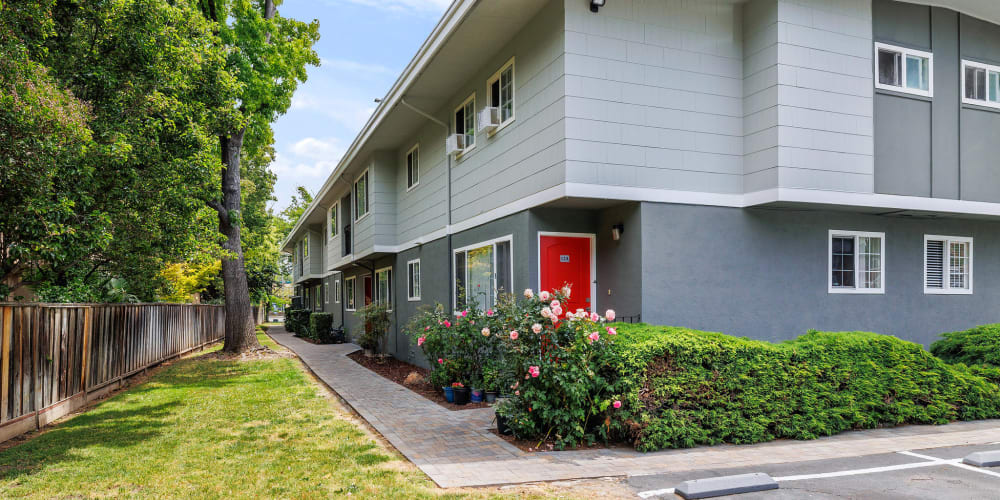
[445,133,467,156]
[478,106,500,133]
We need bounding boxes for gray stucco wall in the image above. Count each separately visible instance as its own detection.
[640,202,1000,347]
[597,202,642,321]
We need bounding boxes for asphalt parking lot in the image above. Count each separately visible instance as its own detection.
[628,443,1000,499]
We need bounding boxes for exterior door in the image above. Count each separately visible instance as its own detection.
[363,276,373,306]
[539,234,593,313]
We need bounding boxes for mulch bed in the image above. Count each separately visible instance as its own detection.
[489,428,624,453]
[346,350,492,411]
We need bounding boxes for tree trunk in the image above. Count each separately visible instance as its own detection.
[219,129,261,353]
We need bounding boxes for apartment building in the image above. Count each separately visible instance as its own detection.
[283,0,1000,366]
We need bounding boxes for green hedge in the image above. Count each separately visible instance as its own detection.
[286,309,312,336]
[310,313,334,343]
[609,324,1000,451]
[931,324,1000,367]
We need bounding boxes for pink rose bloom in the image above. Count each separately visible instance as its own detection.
[561,286,571,298]
[424,326,430,331]
[552,306,563,317]
[482,327,491,336]
[531,323,542,334]
[509,330,519,340]
[605,309,616,321]
[528,365,540,378]
[550,315,559,324]
[613,400,622,409]
[486,309,495,317]
[550,299,560,308]
[417,337,426,346]
[470,320,475,325]
[588,331,600,343]
[607,327,617,335]
[443,320,451,328]
[590,311,600,322]
[515,390,520,396]
[539,291,551,301]
[541,307,552,318]
[524,288,534,299]
[437,358,444,364]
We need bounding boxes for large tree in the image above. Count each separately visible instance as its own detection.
[197,0,319,352]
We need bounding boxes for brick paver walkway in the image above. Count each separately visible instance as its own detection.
[269,328,1000,488]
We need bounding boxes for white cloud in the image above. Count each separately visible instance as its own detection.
[334,0,451,16]
[319,58,395,76]
[291,137,344,161]
[289,93,376,132]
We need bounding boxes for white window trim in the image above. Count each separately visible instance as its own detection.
[375,266,393,311]
[454,93,476,157]
[405,144,420,191]
[828,230,886,294]
[324,282,330,304]
[407,258,421,301]
[961,59,1000,109]
[345,276,356,311]
[486,57,515,135]
[452,234,514,310]
[874,42,934,98]
[924,234,974,295]
[328,201,339,239]
[334,278,341,304]
[354,169,370,222]
[536,232,598,312]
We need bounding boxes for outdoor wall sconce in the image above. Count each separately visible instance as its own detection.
[611,223,624,241]
[590,0,605,13]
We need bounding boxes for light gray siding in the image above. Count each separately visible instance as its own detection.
[564,0,745,194]
[350,159,376,256]
[395,129,448,246]
[372,151,397,248]
[307,229,323,275]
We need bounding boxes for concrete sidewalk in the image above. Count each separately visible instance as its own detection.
[267,327,1000,488]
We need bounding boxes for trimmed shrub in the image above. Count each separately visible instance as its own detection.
[931,324,1000,367]
[608,325,1000,451]
[284,308,299,333]
[288,309,312,337]
[310,313,334,343]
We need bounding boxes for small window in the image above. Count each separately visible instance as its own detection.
[354,169,369,220]
[487,58,515,127]
[406,145,419,190]
[875,43,932,97]
[329,202,338,238]
[315,285,322,309]
[829,230,885,294]
[454,236,513,310]
[345,276,356,311]
[407,259,421,301]
[324,282,330,304]
[334,279,341,303]
[925,235,973,294]
[454,94,475,151]
[963,60,1000,108]
[303,234,309,258]
[375,267,392,310]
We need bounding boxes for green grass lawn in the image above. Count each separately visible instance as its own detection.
[0,333,553,499]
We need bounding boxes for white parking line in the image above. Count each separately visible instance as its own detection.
[636,487,674,498]
[900,450,1000,479]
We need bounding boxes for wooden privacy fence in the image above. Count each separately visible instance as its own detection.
[0,303,224,443]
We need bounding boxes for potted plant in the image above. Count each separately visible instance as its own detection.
[470,387,484,403]
[482,362,500,403]
[452,382,470,405]
[442,385,455,403]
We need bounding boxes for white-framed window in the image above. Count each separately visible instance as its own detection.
[875,42,932,97]
[406,145,419,190]
[315,285,322,309]
[962,60,1000,108]
[324,282,329,304]
[329,202,338,238]
[454,94,476,152]
[354,169,369,221]
[375,267,392,310]
[334,279,341,303]
[345,276,356,311]
[407,259,421,301]
[829,230,885,294]
[487,57,515,130]
[925,235,973,294]
[454,235,513,310]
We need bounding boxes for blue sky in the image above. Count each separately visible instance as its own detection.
[269,0,450,213]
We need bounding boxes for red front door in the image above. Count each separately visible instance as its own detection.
[539,235,593,313]
[363,276,373,306]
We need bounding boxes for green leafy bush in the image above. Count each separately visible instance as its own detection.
[309,313,334,343]
[608,325,1000,451]
[931,324,1000,367]
[355,303,391,352]
[287,309,311,337]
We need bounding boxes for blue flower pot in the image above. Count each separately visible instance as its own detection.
[470,388,484,403]
[443,386,455,403]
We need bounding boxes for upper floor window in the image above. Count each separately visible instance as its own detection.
[454,94,476,151]
[962,60,1000,108]
[329,202,338,238]
[303,234,309,258]
[829,230,884,294]
[406,145,419,190]
[875,43,932,97]
[454,235,512,310]
[354,169,369,221]
[375,267,392,310]
[925,235,973,294]
[488,58,515,128]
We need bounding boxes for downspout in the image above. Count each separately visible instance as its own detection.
[400,97,453,313]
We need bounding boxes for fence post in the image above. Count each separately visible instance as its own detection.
[1,306,11,423]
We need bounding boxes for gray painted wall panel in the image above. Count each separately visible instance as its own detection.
[872,0,930,49]
[640,202,1000,347]
[874,94,931,196]
[931,7,960,199]
[960,108,1000,203]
